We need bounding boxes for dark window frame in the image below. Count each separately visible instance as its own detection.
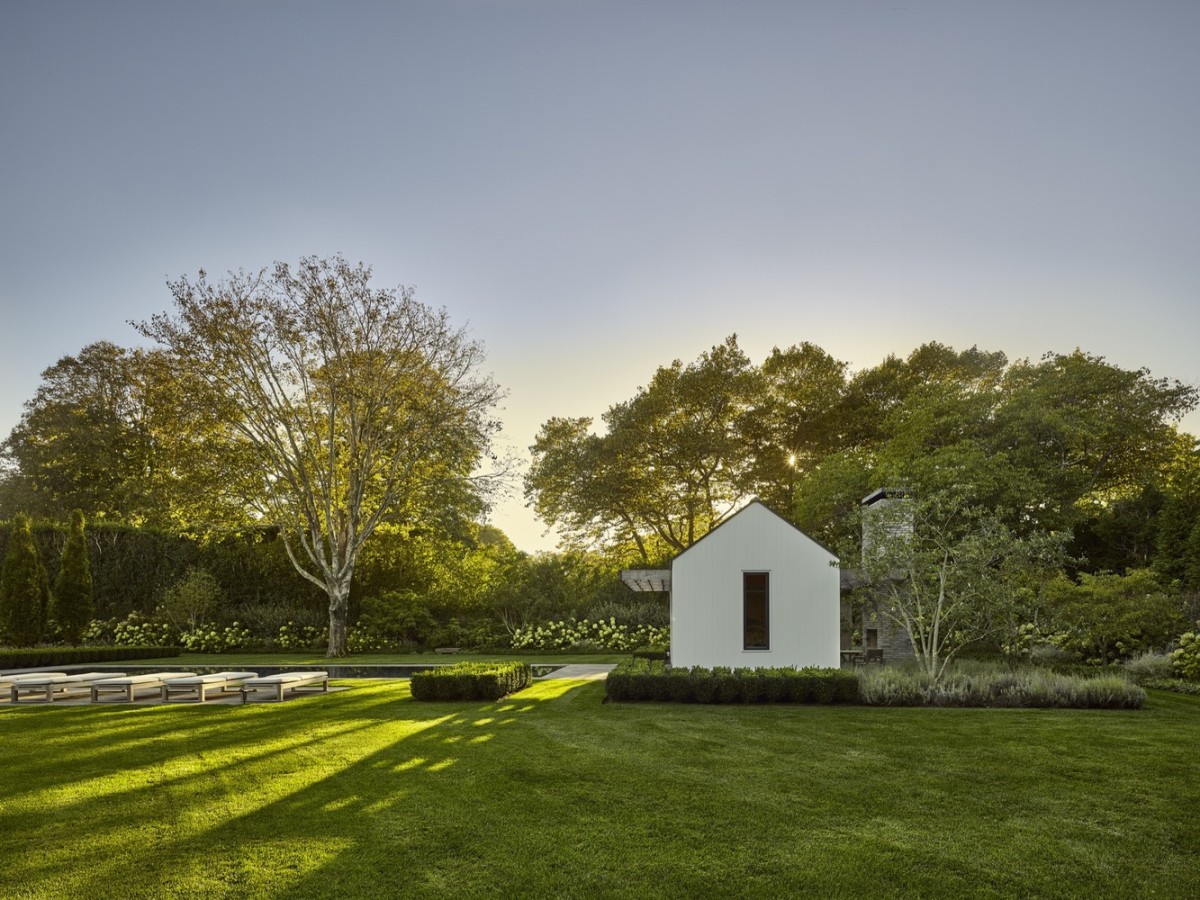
[743,571,770,651]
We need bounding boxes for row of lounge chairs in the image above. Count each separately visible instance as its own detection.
[3,670,329,704]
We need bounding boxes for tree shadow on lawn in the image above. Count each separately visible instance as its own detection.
[0,677,597,898]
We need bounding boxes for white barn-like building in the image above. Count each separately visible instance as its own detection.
[623,500,841,669]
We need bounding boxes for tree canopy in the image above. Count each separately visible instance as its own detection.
[137,255,502,656]
[528,338,1198,571]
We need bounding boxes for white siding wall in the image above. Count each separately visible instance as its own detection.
[670,503,840,669]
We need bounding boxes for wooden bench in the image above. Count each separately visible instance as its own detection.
[240,671,329,703]
[90,673,194,702]
[162,672,260,702]
[11,672,127,703]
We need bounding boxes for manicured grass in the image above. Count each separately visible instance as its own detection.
[114,650,630,666]
[2,681,1198,898]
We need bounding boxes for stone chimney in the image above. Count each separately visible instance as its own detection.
[861,488,912,563]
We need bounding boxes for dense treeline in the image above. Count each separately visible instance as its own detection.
[526,336,1200,589]
[0,517,654,650]
[4,328,1199,664]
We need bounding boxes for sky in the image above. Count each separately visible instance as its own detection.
[2,1,1198,553]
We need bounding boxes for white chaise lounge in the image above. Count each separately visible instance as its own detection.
[162,672,260,702]
[90,672,194,702]
[11,672,127,703]
[0,673,69,698]
[240,671,329,703]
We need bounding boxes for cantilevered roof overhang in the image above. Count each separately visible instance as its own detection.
[620,569,671,592]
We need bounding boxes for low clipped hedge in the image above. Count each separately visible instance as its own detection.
[631,648,668,661]
[411,661,532,701]
[0,645,181,668]
[606,659,859,704]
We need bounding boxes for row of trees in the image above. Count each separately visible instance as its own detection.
[0,511,92,646]
[3,259,1198,663]
[0,513,651,651]
[526,336,1199,579]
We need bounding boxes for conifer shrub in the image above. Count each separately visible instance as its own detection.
[53,510,93,645]
[0,513,51,646]
[410,661,531,701]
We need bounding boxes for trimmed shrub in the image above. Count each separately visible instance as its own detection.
[632,648,668,661]
[0,645,181,668]
[410,661,532,701]
[605,660,858,704]
[0,513,50,645]
[52,510,93,645]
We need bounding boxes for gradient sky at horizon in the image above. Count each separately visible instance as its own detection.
[2,1,1198,552]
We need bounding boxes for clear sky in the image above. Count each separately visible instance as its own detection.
[2,1,1198,552]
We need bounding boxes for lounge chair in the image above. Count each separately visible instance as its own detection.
[162,671,260,702]
[90,672,194,702]
[11,672,127,703]
[240,671,329,703]
[0,673,69,698]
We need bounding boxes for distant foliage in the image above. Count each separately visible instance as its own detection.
[0,512,50,645]
[52,510,93,644]
[1047,569,1185,665]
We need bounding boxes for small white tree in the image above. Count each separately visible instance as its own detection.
[139,256,502,656]
[853,491,1065,681]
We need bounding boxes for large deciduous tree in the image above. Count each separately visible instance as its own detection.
[138,256,502,656]
[526,336,758,562]
[0,342,253,528]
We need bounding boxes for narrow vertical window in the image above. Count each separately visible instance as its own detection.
[743,572,769,650]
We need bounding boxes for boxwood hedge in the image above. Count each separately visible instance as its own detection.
[0,645,181,668]
[410,661,532,701]
[606,659,859,704]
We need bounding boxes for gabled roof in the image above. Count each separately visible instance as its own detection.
[671,498,838,564]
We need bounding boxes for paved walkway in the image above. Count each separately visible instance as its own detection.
[539,663,616,681]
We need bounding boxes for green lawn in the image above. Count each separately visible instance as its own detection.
[2,680,1197,899]
[119,650,630,666]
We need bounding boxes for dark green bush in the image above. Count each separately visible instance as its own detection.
[0,645,181,668]
[631,648,668,661]
[606,659,859,704]
[410,661,531,701]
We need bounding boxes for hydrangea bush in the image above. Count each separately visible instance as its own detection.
[276,622,327,651]
[111,613,176,647]
[511,617,668,652]
[180,622,253,653]
[1173,625,1200,680]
